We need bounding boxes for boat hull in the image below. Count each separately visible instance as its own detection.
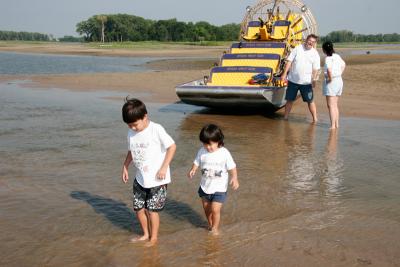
[176,79,287,111]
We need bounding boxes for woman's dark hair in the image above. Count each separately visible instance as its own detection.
[199,124,224,147]
[122,97,147,123]
[322,41,335,56]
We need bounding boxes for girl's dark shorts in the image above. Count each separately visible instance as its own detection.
[198,187,227,203]
[133,179,167,212]
[285,81,314,102]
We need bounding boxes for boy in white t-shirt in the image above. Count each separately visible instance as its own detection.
[188,124,239,235]
[121,98,176,246]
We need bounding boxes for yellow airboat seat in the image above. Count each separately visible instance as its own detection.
[242,19,292,41]
[207,66,273,86]
[270,20,291,40]
[220,53,281,72]
[230,42,286,57]
[242,20,263,40]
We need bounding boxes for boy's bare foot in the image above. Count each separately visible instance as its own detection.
[129,235,149,243]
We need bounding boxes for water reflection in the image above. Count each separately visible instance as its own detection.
[201,235,223,266]
[136,246,163,267]
[321,130,344,196]
[284,123,318,193]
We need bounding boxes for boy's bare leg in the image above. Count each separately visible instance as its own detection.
[130,209,150,242]
[145,209,152,238]
[210,202,223,235]
[146,211,160,246]
[284,101,293,120]
[201,199,212,230]
[308,101,318,123]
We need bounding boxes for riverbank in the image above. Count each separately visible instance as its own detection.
[0,42,399,120]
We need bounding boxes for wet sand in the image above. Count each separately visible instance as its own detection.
[0,42,399,120]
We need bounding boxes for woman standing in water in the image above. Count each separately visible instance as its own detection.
[322,41,346,129]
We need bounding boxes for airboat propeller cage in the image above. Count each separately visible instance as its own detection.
[241,0,318,40]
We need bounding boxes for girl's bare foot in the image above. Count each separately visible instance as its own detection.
[144,239,158,247]
[209,228,220,236]
[129,235,149,243]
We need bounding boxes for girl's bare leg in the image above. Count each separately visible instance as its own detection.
[326,96,339,129]
[335,96,340,128]
[210,202,223,235]
[202,199,212,230]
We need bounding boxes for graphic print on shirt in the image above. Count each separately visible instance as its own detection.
[201,160,225,179]
[201,168,223,178]
[132,142,150,172]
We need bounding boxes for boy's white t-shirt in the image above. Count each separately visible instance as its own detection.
[127,121,175,188]
[324,53,345,78]
[287,44,321,85]
[194,147,236,194]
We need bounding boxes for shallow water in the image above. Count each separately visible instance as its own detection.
[340,48,400,56]
[1,83,400,266]
[0,51,157,75]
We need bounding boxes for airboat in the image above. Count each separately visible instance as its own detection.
[175,0,318,111]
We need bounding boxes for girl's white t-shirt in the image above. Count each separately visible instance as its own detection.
[194,147,236,194]
[324,53,346,78]
[128,121,175,188]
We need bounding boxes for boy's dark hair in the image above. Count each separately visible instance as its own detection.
[122,97,147,124]
[199,124,224,147]
[322,41,335,56]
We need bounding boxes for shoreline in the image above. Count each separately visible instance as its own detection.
[1,43,399,120]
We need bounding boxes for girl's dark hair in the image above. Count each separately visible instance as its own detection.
[199,124,224,147]
[322,41,335,56]
[122,97,147,123]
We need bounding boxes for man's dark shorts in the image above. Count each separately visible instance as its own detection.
[133,179,167,212]
[198,187,227,203]
[285,81,314,103]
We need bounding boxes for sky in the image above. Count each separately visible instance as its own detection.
[1,0,398,38]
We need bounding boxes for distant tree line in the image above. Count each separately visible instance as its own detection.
[1,18,400,43]
[320,30,400,43]
[58,35,84,42]
[76,14,240,42]
[0,30,52,41]
[76,14,400,43]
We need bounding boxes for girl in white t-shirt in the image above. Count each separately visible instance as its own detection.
[188,124,239,235]
[322,41,346,129]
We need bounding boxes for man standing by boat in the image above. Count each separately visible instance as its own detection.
[281,34,320,123]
